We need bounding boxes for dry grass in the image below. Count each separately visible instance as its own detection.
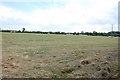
[2,32,118,78]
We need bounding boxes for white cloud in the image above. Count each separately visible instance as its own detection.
[0,0,119,32]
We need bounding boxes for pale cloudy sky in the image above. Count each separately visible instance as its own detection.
[0,0,119,32]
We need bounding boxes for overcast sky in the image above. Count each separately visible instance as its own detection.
[0,0,119,32]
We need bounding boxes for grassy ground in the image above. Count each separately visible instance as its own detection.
[2,32,118,78]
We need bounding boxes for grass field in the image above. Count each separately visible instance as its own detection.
[2,32,118,78]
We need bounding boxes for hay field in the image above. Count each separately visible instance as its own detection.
[2,32,118,78]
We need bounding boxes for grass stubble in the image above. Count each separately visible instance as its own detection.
[2,32,119,78]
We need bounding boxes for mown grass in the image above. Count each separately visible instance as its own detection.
[2,32,118,59]
[2,32,118,78]
[2,32,118,49]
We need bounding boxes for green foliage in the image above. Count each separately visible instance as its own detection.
[2,29,120,37]
[22,28,25,32]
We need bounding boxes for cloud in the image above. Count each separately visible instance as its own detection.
[0,5,31,25]
[0,0,118,32]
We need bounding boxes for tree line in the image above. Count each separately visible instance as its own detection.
[1,29,120,37]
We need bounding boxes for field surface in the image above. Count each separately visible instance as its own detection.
[2,32,118,78]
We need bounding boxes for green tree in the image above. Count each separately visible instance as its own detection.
[93,31,97,36]
[22,28,25,32]
[81,31,84,35]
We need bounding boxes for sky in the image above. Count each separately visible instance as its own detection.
[0,0,119,32]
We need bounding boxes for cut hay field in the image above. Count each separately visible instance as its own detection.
[2,32,118,78]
